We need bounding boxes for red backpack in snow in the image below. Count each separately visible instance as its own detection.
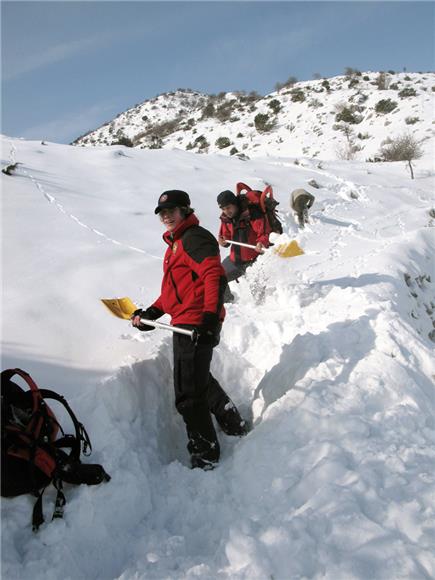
[236,182,283,234]
[1,368,110,530]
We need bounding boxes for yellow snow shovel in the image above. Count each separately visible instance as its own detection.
[101,297,137,320]
[224,239,304,258]
[101,297,197,339]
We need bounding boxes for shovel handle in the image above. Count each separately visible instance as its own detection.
[139,318,197,341]
[223,239,258,251]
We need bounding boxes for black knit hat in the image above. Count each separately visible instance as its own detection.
[154,190,191,214]
[217,190,238,208]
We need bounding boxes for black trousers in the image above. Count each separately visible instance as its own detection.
[222,256,252,283]
[172,332,231,449]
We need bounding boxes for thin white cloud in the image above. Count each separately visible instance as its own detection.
[3,33,111,82]
[18,101,117,144]
[210,25,320,78]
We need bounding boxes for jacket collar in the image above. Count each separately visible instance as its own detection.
[220,207,250,224]
[163,212,199,245]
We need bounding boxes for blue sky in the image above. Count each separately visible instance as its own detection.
[2,1,434,144]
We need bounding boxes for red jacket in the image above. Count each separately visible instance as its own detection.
[152,213,227,326]
[219,204,271,265]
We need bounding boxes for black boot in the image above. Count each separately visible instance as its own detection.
[187,432,220,470]
[215,400,250,437]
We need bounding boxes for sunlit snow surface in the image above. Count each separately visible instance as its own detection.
[1,136,434,579]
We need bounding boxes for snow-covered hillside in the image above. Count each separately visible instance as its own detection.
[72,71,435,163]
[1,135,435,579]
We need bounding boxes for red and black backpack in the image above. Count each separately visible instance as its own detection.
[236,182,283,235]
[1,368,110,530]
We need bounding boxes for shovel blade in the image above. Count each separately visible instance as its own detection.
[273,240,304,258]
[101,297,137,320]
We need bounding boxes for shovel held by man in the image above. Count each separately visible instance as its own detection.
[101,297,197,340]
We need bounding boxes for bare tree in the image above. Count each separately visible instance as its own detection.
[335,126,361,160]
[379,133,424,179]
[344,67,361,80]
[376,71,390,90]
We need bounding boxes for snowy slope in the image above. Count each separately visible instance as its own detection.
[72,71,435,163]
[1,135,435,580]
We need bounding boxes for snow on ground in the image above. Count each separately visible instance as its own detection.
[74,71,435,165]
[1,136,435,579]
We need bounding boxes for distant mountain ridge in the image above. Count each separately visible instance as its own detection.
[72,71,435,162]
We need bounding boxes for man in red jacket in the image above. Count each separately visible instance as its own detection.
[217,190,271,300]
[132,190,248,470]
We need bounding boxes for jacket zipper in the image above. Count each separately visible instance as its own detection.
[169,271,182,304]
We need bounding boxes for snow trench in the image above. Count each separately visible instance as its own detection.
[2,141,434,579]
[7,250,434,580]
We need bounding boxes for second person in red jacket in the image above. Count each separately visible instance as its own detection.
[217,189,271,301]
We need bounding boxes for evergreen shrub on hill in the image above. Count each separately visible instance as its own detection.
[215,137,231,149]
[254,113,276,133]
[148,135,163,149]
[201,102,215,119]
[116,136,134,147]
[150,118,182,137]
[268,99,282,114]
[335,107,363,124]
[290,89,305,102]
[194,135,209,150]
[375,99,398,114]
[398,88,417,98]
[215,101,236,122]
[309,99,323,109]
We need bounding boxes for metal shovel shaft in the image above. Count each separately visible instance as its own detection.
[139,318,196,340]
[223,238,304,258]
[224,239,257,250]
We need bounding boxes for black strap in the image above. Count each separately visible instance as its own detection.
[52,479,66,520]
[32,489,45,531]
[38,389,92,460]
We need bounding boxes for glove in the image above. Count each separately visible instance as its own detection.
[131,306,163,332]
[197,312,221,345]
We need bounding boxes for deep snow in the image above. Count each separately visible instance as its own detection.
[1,136,435,580]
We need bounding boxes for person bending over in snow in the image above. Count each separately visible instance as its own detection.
[131,190,249,470]
[217,190,271,302]
[290,189,315,228]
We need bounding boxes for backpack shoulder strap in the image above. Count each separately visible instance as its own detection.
[2,368,42,414]
[236,182,251,195]
[260,185,273,213]
[38,389,92,460]
[2,368,38,390]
